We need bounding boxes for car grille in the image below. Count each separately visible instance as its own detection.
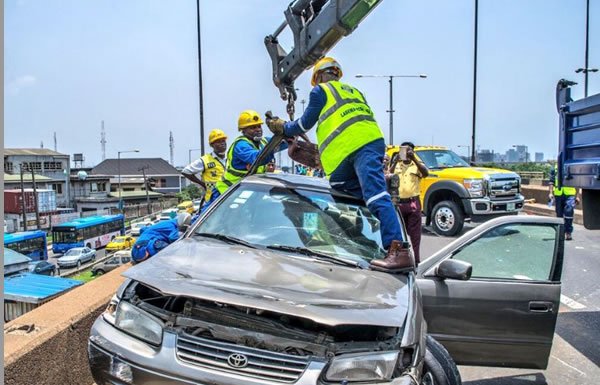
[176,333,310,383]
[487,175,520,200]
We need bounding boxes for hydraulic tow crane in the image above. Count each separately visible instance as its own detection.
[250,0,382,174]
[265,0,383,120]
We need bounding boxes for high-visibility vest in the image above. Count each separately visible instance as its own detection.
[215,136,268,194]
[317,81,384,174]
[553,165,577,196]
[200,153,225,202]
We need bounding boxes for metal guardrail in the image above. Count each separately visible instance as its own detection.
[58,250,119,278]
[517,171,545,179]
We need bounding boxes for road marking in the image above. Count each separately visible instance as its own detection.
[560,294,586,310]
[575,246,584,250]
[552,356,586,377]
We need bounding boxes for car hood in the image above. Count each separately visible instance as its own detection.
[432,167,519,179]
[123,238,409,327]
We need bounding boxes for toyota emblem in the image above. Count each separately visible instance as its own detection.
[227,353,249,369]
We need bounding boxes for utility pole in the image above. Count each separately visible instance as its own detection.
[471,0,479,163]
[54,132,57,151]
[19,165,28,231]
[196,0,206,154]
[31,168,41,229]
[169,131,175,166]
[138,165,151,215]
[101,120,107,161]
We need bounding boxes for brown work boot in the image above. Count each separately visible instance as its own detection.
[370,240,416,273]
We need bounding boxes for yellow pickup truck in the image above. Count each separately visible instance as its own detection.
[387,145,524,236]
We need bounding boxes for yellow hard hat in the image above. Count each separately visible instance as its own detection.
[238,110,264,130]
[208,129,227,144]
[311,57,343,86]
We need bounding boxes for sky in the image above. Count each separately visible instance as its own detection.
[4,0,600,167]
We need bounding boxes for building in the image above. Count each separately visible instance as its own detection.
[476,149,494,163]
[535,152,544,162]
[91,157,183,201]
[505,149,519,163]
[4,149,71,207]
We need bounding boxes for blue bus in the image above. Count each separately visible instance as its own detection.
[51,214,125,253]
[4,230,49,261]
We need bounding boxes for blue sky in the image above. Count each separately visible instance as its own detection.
[4,0,599,167]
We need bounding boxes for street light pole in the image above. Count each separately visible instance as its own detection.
[355,73,427,145]
[458,145,471,160]
[117,149,139,212]
[188,148,202,165]
[575,0,598,97]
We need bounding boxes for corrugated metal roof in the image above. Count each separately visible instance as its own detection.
[92,158,180,176]
[4,173,53,182]
[4,148,68,156]
[4,273,83,303]
[3,249,32,267]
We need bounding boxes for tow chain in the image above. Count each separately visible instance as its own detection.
[285,85,297,120]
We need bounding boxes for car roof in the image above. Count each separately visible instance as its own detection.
[240,174,357,199]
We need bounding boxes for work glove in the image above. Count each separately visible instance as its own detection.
[266,116,286,136]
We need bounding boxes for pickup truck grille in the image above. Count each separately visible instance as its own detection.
[487,175,520,199]
[176,333,310,383]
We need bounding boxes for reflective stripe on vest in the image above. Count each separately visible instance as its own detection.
[200,153,225,202]
[215,136,268,194]
[317,81,383,174]
[553,166,576,196]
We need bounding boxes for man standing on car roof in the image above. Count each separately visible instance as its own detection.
[202,110,286,211]
[265,57,412,271]
[181,129,228,204]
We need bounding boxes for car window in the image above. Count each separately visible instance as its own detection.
[121,256,131,263]
[451,224,557,281]
[195,184,386,263]
[106,257,117,264]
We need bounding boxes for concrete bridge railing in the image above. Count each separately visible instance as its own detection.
[3,265,128,385]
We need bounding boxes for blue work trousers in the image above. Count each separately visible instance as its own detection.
[555,195,576,234]
[328,138,405,249]
[200,188,220,213]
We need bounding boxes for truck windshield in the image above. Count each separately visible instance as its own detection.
[193,184,386,264]
[416,149,470,169]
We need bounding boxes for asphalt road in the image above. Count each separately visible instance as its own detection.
[420,219,600,384]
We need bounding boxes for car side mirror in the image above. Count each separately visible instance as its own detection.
[436,259,472,280]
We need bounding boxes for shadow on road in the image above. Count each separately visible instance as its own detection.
[463,372,547,385]
[556,310,600,367]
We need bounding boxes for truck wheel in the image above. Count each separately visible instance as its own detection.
[431,200,464,236]
[422,335,462,385]
[86,243,92,249]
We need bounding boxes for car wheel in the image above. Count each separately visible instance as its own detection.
[77,260,82,269]
[95,269,105,276]
[421,336,462,385]
[91,254,96,261]
[86,243,92,249]
[431,200,464,237]
[50,270,55,276]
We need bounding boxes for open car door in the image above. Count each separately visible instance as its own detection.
[417,216,564,369]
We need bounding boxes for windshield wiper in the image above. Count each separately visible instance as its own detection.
[266,245,362,268]
[195,232,257,249]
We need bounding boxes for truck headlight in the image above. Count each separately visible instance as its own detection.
[463,178,484,197]
[324,351,399,382]
[106,300,163,346]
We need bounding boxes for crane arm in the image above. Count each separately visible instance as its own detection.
[265,0,383,118]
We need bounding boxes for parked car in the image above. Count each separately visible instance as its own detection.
[105,236,136,252]
[158,208,178,221]
[177,200,195,214]
[91,251,132,276]
[27,260,57,276]
[130,221,153,236]
[57,247,95,269]
[89,174,564,385]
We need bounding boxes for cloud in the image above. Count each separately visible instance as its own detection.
[6,75,37,94]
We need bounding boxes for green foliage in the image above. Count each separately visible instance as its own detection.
[71,270,96,283]
[176,184,204,202]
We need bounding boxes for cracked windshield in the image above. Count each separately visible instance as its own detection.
[195,184,385,264]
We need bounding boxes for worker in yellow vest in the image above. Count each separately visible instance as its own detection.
[549,164,579,240]
[201,110,286,211]
[182,129,227,203]
[266,57,411,272]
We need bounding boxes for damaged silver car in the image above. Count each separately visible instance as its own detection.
[89,174,565,385]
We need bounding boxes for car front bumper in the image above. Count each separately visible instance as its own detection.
[57,260,79,268]
[89,317,418,385]
[464,194,524,215]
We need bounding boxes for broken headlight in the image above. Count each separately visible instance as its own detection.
[106,300,164,346]
[324,351,399,382]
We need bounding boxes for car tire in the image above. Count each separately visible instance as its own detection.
[431,200,464,237]
[86,243,92,249]
[50,270,55,276]
[95,269,105,276]
[422,336,462,385]
[77,260,82,269]
[91,254,96,262]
